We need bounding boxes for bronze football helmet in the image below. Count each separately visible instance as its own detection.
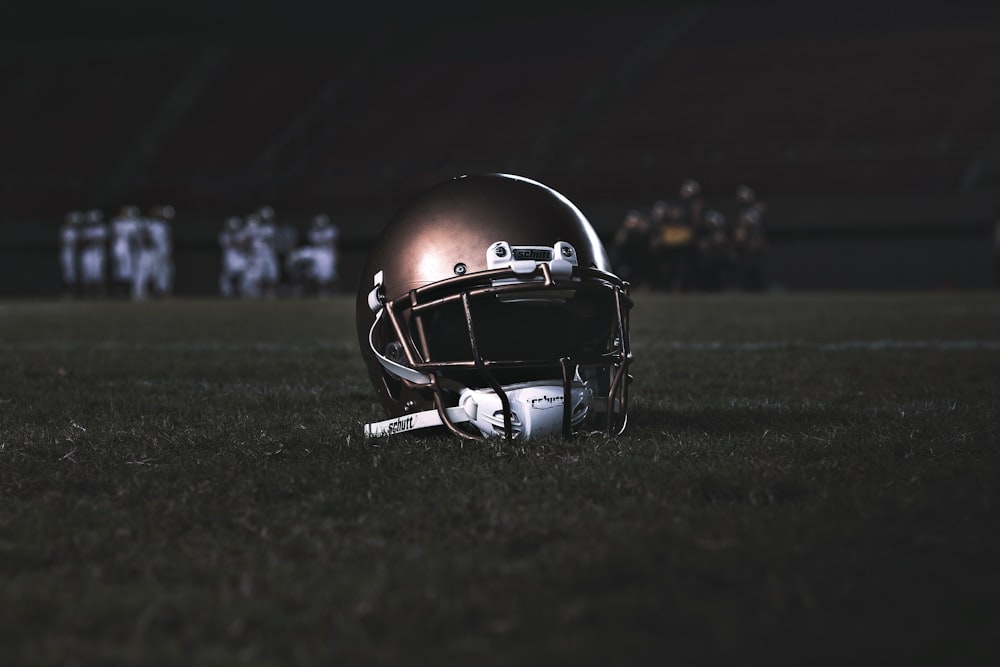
[356,173,633,440]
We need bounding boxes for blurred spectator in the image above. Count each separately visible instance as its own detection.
[611,208,653,290]
[59,210,83,298]
[79,209,108,298]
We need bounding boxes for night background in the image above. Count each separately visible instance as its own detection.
[2,3,1000,666]
[2,0,999,295]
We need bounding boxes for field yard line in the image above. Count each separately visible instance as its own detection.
[642,339,1000,351]
[3,339,1000,352]
[0,341,359,352]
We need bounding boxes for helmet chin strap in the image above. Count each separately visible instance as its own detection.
[364,380,593,439]
[364,405,472,438]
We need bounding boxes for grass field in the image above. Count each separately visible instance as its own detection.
[1,292,998,666]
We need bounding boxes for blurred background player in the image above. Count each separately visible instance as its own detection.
[150,205,176,297]
[694,209,730,291]
[611,208,652,290]
[59,210,83,298]
[131,214,158,300]
[109,204,141,298]
[994,215,1000,288]
[736,184,767,230]
[239,213,266,298]
[218,215,247,298]
[679,178,704,228]
[286,213,340,297]
[733,185,767,290]
[132,205,175,299]
[78,209,108,298]
[255,205,280,297]
[306,212,339,296]
[652,193,694,292]
[266,206,299,294]
[732,206,765,290]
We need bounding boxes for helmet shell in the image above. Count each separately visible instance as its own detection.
[356,173,623,427]
[359,173,609,300]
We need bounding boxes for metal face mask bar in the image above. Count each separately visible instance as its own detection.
[364,241,632,440]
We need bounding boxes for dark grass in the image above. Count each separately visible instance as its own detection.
[1,293,998,666]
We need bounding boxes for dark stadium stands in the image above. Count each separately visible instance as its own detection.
[148,50,351,175]
[542,7,1000,199]
[0,45,194,212]
[286,9,653,206]
[2,2,1000,215]
[3,2,1000,295]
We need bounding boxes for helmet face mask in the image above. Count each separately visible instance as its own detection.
[357,173,633,440]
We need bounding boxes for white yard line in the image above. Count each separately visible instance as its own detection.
[0,341,357,352]
[3,339,1000,352]
[641,339,1000,351]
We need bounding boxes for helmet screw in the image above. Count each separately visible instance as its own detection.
[453,263,467,275]
[562,246,573,257]
[494,245,507,258]
[385,341,404,361]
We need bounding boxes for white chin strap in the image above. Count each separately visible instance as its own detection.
[364,380,593,439]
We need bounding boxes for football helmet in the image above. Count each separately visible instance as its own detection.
[356,173,633,441]
[679,178,701,198]
[736,185,756,204]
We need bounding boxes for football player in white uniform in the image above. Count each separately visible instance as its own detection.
[109,205,141,298]
[306,213,339,296]
[149,205,175,297]
[218,216,246,298]
[255,206,280,298]
[285,213,339,297]
[78,209,108,298]
[239,210,280,299]
[59,210,83,298]
[131,206,173,300]
[131,215,159,300]
[238,213,265,298]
